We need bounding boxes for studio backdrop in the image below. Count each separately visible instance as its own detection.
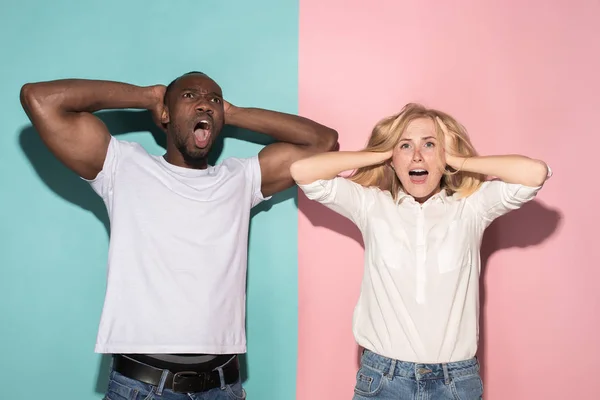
[1,1,597,399]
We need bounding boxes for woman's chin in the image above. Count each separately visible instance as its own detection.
[404,184,441,203]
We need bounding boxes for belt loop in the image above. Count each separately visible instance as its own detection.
[387,359,397,378]
[217,366,226,389]
[442,363,450,385]
[155,369,169,396]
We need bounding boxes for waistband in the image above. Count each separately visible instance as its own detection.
[125,354,234,373]
[360,349,479,381]
[111,354,239,395]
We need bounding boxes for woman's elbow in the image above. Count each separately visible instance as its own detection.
[290,160,317,185]
[528,159,551,187]
[290,160,304,183]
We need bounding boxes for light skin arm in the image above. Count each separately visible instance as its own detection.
[290,150,393,185]
[224,103,339,197]
[438,118,550,187]
[20,79,165,180]
[446,154,549,187]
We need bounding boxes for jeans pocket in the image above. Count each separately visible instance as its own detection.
[224,379,246,399]
[353,365,385,397]
[140,389,157,400]
[450,374,484,400]
[104,379,139,400]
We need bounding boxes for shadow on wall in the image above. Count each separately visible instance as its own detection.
[19,109,294,395]
[18,110,170,237]
[300,189,562,381]
[477,200,562,386]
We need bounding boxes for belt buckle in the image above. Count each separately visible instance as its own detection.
[172,370,208,393]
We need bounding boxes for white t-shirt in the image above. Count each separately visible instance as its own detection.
[85,137,269,354]
[299,171,550,363]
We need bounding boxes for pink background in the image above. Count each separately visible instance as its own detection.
[297,1,600,399]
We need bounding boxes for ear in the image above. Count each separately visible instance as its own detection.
[161,107,170,125]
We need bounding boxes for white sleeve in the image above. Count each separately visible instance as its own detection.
[298,177,372,230]
[81,137,135,201]
[468,165,552,224]
[245,155,272,208]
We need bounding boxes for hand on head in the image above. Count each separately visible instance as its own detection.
[222,99,233,115]
[434,116,456,156]
[435,116,463,169]
[150,85,167,132]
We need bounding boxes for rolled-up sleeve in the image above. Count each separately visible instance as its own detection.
[298,177,371,229]
[469,165,552,223]
[82,137,126,201]
[244,155,272,208]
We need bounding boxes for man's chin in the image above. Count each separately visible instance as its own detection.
[185,148,210,159]
[174,144,210,165]
[175,135,218,161]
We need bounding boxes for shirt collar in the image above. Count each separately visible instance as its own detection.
[395,188,452,206]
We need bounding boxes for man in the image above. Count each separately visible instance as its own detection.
[20,71,338,399]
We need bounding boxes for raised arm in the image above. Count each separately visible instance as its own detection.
[20,79,165,180]
[223,104,338,197]
[447,154,550,187]
[290,150,393,185]
[437,117,551,187]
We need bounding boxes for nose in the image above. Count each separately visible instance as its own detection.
[412,149,423,162]
[195,101,214,115]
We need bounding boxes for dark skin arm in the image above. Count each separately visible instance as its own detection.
[19,79,165,180]
[224,102,338,197]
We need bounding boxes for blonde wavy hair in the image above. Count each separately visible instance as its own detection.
[349,103,486,199]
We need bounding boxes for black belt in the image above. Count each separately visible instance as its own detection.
[113,354,240,393]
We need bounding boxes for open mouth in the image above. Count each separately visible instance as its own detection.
[193,119,212,148]
[408,169,428,184]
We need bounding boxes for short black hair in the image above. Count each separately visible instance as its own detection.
[164,71,209,104]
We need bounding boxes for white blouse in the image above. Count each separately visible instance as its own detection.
[299,173,550,363]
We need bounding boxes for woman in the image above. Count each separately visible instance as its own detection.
[290,103,551,399]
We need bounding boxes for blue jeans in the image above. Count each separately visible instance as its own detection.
[353,350,483,400]
[103,367,246,400]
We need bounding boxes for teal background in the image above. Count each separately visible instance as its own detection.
[0,1,298,399]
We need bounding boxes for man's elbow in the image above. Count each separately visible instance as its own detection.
[20,83,46,113]
[313,128,339,153]
[20,83,35,109]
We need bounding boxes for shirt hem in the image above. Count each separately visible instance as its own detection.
[357,342,477,364]
[94,344,247,354]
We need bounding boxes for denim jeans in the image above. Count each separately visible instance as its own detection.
[103,366,246,400]
[353,350,483,400]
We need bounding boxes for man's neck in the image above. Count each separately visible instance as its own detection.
[164,147,208,170]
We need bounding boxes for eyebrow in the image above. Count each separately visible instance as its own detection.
[399,136,437,142]
[181,88,223,98]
